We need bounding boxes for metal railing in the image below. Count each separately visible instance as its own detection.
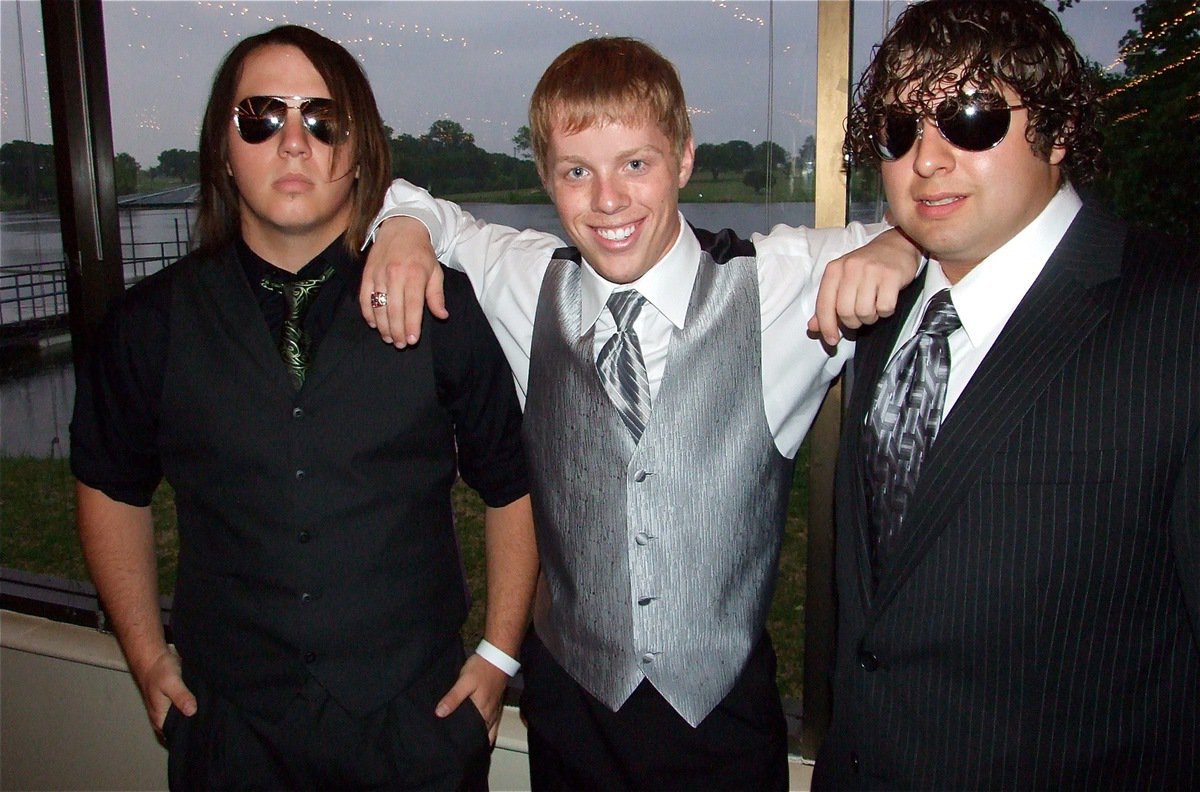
[1,238,191,328]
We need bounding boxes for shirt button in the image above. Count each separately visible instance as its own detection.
[640,653,656,665]
[633,470,649,482]
[634,532,650,546]
[637,596,655,606]
[298,530,311,544]
[292,407,304,419]
[295,469,306,481]
[304,651,317,664]
[858,648,880,672]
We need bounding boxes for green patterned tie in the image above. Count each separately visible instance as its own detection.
[260,266,335,390]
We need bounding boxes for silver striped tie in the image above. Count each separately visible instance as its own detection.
[596,289,651,441]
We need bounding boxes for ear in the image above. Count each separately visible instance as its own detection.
[1048,142,1067,166]
[677,137,695,189]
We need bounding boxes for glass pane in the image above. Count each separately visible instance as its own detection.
[96,0,818,702]
[101,1,815,238]
[1,1,80,580]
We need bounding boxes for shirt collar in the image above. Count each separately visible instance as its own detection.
[237,234,358,286]
[578,213,699,335]
[925,183,1082,346]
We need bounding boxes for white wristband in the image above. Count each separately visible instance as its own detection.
[475,639,521,677]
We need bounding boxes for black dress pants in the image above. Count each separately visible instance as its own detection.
[519,631,789,791]
[164,643,490,791]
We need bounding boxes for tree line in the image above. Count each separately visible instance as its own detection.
[0,119,542,210]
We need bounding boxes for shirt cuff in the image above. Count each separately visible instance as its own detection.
[475,639,521,677]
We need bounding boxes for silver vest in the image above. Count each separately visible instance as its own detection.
[522,239,793,727]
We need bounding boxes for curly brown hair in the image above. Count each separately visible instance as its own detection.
[845,0,1103,184]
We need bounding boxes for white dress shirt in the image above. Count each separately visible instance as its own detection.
[374,179,887,458]
[891,183,1083,417]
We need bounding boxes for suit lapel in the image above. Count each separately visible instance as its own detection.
[870,205,1128,615]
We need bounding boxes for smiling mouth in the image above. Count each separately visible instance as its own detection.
[596,223,636,241]
[919,196,962,206]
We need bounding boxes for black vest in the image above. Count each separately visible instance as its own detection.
[158,246,463,720]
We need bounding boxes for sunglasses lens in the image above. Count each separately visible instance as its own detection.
[299,98,338,146]
[874,110,918,161]
[234,97,286,144]
[937,99,1011,152]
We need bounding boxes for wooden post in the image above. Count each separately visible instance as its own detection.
[801,0,854,762]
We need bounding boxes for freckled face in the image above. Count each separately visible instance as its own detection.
[544,119,694,284]
[227,44,356,254]
[880,84,1064,283]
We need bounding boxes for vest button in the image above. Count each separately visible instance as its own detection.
[304,651,317,664]
[637,596,655,606]
[634,532,650,546]
[640,653,656,665]
[301,592,314,603]
[292,407,304,419]
[851,752,861,773]
[633,469,649,482]
[295,469,306,481]
[298,530,311,544]
[858,648,880,672]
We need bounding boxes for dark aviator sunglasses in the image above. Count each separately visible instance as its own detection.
[232,95,343,146]
[871,97,1028,161]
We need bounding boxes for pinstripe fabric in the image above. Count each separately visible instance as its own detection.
[815,205,1200,789]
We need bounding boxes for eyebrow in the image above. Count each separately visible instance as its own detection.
[554,144,665,166]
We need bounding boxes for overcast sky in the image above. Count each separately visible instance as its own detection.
[2,1,1139,167]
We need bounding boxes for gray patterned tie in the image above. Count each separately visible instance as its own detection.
[260,266,335,390]
[596,289,651,441]
[863,289,961,570]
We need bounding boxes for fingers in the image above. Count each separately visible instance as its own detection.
[425,266,448,321]
[362,217,445,348]
[435,674,472,719]
[473,690,502,745]
[812,248,910,345]
[812,256,845,346]
[436,655,507,746]
[163,675,198,718]
[139,650,196,738]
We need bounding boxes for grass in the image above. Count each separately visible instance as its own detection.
[1,449,810,700]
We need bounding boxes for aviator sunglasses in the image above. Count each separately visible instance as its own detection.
[871,97,1027,161]
[233,95,343,145]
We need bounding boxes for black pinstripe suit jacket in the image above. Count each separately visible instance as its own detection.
[814,204,1200,789]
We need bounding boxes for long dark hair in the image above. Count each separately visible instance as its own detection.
[196,25,390,253]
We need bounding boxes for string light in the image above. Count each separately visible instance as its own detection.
[1104,46,1200,101]
[712,1,767,27]
[525,3,605,36]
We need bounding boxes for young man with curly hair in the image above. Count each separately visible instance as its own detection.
[816,1,1199,787]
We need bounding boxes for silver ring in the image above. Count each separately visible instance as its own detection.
[370,291,388,308]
